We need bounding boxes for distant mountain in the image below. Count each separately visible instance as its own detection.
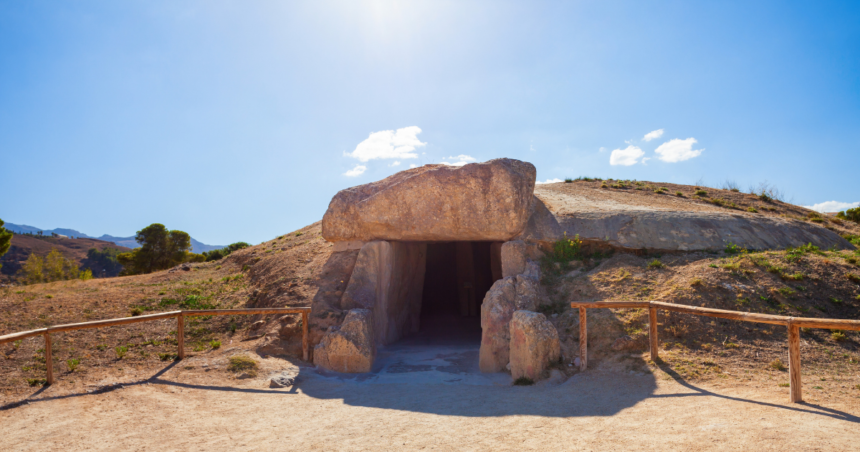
[3,223,224,254]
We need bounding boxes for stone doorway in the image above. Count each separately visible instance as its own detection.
[416,241,502,345]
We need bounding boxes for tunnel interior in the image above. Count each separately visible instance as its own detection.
[416,241,501,344]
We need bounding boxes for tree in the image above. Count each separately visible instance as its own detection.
[0,218,11,271]
[117,223,194,275]
[836,207,860,223]
[20,247,80,284]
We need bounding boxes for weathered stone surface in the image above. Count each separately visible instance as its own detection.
[524,188,853,251]
[479,275,540,372]
[501,240,527,278]
[322,158,536,242]
[509,310,561,381]
[313,309,375,373]
[341,241,427,346]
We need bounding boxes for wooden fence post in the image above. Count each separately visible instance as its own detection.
[788,320,802,403]
[649,305,659,361]
[579,307,587,371]
[301,311,309,362]
[44,333,53,385]
[177,314,185,360]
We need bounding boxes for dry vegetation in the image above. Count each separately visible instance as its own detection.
[0,222,332,401]
[540,243,860,403]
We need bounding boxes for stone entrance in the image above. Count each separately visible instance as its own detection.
[312,158,540,374]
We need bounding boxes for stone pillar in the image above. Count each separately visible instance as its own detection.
[341,241,427,347]
[501,240,527,278]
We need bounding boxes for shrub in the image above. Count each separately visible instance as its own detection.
[675,191,683,197]
[79,269,93,281]
[847,273,860,285]
[130,307,143,316]
[829,297,842,304]
[26,378,47,387]
[228,355,258,373]
[158,353,178,361]
[770,359,787,371]
[724,242,744,255]
[513,377,535,386]
[694,189,708,197]
[647,259,665,269]
[747,206,758,213]
[67,358,81,372]
[564,178,573,183]
[115,346,128,359]
[831,331,847,342]
[210,340,221,349]
[777,287,795,297]
[552,233,582,261]
[836,207,860,223]
[600,182,609,189]
[783,272,804,281]
[690,278,703,286]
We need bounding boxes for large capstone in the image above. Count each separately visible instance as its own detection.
[322,158,536,242]
[313,309,375,373]
[509,310,561,381]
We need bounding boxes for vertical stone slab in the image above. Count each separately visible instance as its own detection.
[509,310,561,381]
[501,240,527,278]
[490,242,504,282]
[341,240,427,346]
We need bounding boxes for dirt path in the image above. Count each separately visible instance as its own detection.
[2,357,859,451]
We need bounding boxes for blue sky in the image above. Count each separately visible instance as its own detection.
[1,1,858,245]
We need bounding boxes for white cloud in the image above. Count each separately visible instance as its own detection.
[609,145,645,166]
[642,157,651,165]
[803,201,860,213]
[642,129,664,142]
[343,165,366,177]
[599,147,607,153]
[536,178,563,184]
[409,163,418,168]
[654,138,704,162]
[344,126,426,162]
[441,155,477,167]
[389,161,401,167]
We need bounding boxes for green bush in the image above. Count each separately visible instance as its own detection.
[552,233,582,261]
[836,207,860,223]
[647,259,665,269]
[747,206,758,213]
[67,358,81,372]
[210,340,221,349]
[203,242,251,262]
[694,189,708,197]
[228,355,258,372]
[115,346,128,359]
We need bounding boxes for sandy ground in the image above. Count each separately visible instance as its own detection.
[3,336,859,451]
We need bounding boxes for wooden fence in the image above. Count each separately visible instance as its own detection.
[0,308,311,385]
[571,301,860,403]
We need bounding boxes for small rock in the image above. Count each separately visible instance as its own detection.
[269,372,296,388]
[237,372,255,379]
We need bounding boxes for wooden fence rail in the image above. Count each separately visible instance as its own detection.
[0,308,311,386]
[571,300,860,404]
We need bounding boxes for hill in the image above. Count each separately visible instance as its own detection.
[0,234,131,283]
[3,223,224,254]
[0,179,859,406]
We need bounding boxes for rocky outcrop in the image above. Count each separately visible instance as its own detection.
[322,158,536,242]
[478,275,540,372]
[509,310,561,381]
[313,309,375,373]
[522,191,853,251]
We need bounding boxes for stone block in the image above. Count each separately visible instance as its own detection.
[509,310,561,381]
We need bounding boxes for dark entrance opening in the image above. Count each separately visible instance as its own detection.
[416,241,500,344]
